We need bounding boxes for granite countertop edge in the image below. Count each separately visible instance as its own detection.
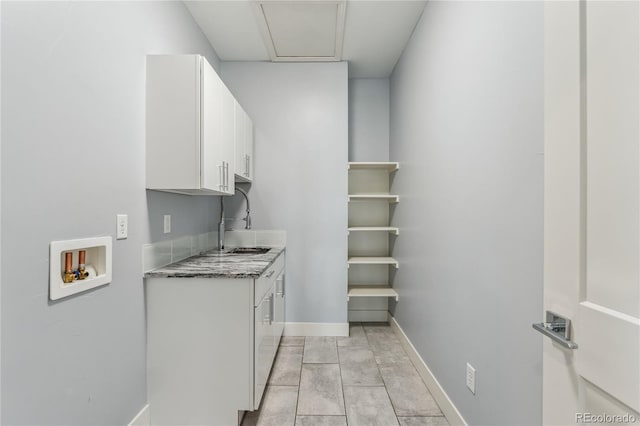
[144,246,285,279]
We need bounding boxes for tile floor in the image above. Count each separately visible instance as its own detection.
[242,323,450,426]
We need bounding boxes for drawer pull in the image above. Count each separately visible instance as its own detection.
[263,296,272,325]
[276,275,285,296]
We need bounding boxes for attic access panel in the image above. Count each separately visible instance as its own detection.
[254,0,346,62]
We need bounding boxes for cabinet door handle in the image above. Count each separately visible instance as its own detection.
[263,296,272,325]
[276,275,285,297]
[223,161,229,191]
[270,294,275,325]
[219,163,224,190]
[265,270,275,279]
[247,155,251,177]
[224,161,228,191]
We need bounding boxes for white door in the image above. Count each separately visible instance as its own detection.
[543,1,640,424]
[221,82,236,193]
[245,113,254,181]
[201,57,226,193]
[254,289,273,410]
[274,272,286,347]
[202,57,235,195]
[234,100,247,179]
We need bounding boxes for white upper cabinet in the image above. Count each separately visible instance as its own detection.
[146,55,235,195]
[234,101,254,182]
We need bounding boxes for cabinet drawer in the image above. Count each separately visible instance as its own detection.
[255,253,284,306]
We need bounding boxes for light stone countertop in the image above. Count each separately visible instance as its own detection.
[144,246,285,279]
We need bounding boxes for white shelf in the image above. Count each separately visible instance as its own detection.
[348,257,399,268]
[349,194,399,203]
[348,226,399,235]
[348,162,399,172]
[347,286,399,302]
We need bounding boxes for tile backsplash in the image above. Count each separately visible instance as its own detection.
[142,230,286,274]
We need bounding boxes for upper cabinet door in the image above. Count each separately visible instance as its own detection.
[146,55,234,196]
[234,101,254,183]
[234,101,247,181]
[202,60,235,195]
[245,114,254,181]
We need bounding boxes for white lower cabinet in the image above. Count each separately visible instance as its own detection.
[254,288,274,409]
[274,272,285,347]
[146,252,285,425]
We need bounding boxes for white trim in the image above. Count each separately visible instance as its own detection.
[389,315,467,426]
[128,404,150,426]
[284,322,349,337]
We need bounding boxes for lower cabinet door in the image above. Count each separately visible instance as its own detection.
[274,273,286,347]
[254,288,273,410]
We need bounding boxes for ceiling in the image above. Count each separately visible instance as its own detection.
[184,0,427,78]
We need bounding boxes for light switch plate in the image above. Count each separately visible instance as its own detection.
[163,215,171,234]
[466,363,476,394]
[116,214,128,239]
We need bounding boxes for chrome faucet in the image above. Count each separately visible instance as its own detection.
[235,187,252,229]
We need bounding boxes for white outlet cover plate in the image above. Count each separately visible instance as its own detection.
[116,214,128,239]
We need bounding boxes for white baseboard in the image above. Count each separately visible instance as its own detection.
[284,322,349,336]
[389,314,467,426]
[128,404,150,426]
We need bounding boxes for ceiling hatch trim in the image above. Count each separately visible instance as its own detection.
[252,0,347,62]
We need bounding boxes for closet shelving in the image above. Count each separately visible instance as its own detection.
[347,287,399,302]
[347,257,399,267]
[347,161,399,321]
[348,162,399,171]
[348,226,399,235]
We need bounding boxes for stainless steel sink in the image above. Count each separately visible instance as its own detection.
[229,247,271,255]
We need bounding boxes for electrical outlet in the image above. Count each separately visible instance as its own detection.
[163,215,171,234]
[466,363,476,395]
[116,214,128,240]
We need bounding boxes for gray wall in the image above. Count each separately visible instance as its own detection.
[389,2,543,425]
[0,2,3,419]
[220,62,349,324]
[1,2,221,424]
[349,78,390,162]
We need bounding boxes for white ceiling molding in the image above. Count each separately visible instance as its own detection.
[252,0,347,62]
